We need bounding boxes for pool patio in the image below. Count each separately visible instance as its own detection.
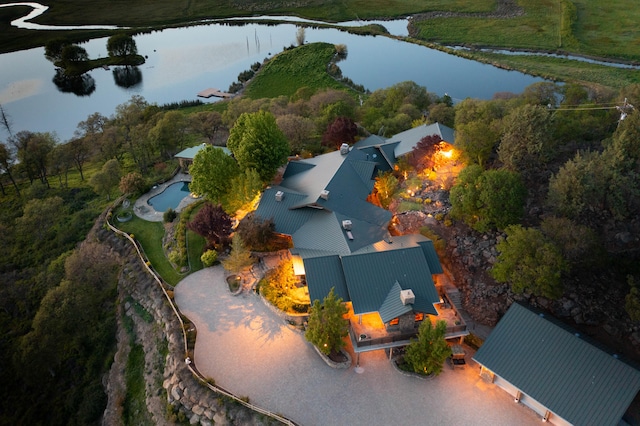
[133,172,201,222]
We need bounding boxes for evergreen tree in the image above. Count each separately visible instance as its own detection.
[305,288,348,356]
[404,320,451,376]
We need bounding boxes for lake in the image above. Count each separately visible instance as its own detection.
[0,20,546,141]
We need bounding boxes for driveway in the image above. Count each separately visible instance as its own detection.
[174,266,539,426]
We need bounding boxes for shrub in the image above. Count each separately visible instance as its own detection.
[163,208,177,223]
[200,249,218,267]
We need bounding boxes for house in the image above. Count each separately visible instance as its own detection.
[353,122,455,170]
[174,143,231,169]
[254,136,467,353]
[473,303,640,426]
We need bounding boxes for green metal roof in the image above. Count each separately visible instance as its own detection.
[473,303,640,426]
[353,134,388,149]
[378,281,414,323]
[417,240,443,274]
[254,187,314,235]
[387,122,455,157]
[174,143,230,159]
[340,246,439,316]
[303,256,349,304]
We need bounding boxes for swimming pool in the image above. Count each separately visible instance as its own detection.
[147,181,191,212]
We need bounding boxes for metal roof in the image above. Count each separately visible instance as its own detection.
[253,187,314,235]
[387,122,455,157]
[417,239,443,274]
[473,303,640,426]
[303,255,349,304]
[174,143,230,159]
[378,281,414,323]
[353,134,388,149]
[340,246,439,316]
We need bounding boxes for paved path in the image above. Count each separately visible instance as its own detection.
[175,266,540,426]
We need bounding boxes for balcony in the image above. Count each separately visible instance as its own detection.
[347,292,469,352]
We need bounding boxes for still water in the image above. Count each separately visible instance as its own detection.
[0,22,546,141]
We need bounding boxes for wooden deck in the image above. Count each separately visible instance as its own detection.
[197,88,232,99]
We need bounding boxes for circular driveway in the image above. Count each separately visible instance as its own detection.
[175,266,540,426]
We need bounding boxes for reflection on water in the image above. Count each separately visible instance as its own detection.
[113,66,143,88]
[52,70,96,96]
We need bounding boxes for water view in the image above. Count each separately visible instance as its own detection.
[0,21,547,141]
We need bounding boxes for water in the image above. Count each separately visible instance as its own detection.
[147,181,191,212]
[0,21,546,141]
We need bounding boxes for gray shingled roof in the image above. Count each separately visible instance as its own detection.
[473,303,640,426]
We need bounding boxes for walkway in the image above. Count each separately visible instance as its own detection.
[133,172,200,222]
[174,266,540,426]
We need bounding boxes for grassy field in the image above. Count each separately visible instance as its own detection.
[243,43,352,99]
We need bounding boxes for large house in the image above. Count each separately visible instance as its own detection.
[254,123,464,353]
[474,303,640,426]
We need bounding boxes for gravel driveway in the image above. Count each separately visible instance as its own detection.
[175,266,539,426]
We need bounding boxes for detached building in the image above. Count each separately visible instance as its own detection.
[473,303,640,426]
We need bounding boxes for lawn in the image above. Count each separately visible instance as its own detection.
[243,43,354,99]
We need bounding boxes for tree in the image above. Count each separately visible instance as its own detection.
[107,33,137,57]
[404,320,451,376]
[189,111,223,144]
[48,143,74,187]
[540,216,601,269]
[187,203,232,249]
[60,44,89,63]
[305,288,349,356]
[221,234,254,275]
[11,131,57,186]
[407,134,441,171]
[0,104,13,137]
[66,137,92,181]
[449,164,484,225]
[374,171,399,209]
[227,111,290,182]
[149,110,188,159]
[0,141,20,195]
[475,169,526,231]
[625,276,640,322]
[222,168,263,214]
[89,159,120,200]
[321,116,357,149]
[276,114,316,154]
[189,145,240,202]
[119,171,146,195]
[236,213,277,251]
[498,104,555,173]
[16,196,65,242]
[491,225,567,299]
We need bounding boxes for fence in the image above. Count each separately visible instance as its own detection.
[106,205,298,426]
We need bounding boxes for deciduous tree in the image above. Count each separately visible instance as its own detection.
[221,234,254,275]
[222,168,263,214]
[119,171,146,195]
[89,159,120,200]
[107,33,138,57]
[227,111,289,182]
[187,203,232,249]
[189,145,240,202]
[305,287,348,356]
[321,116,357,149]
[407,134,441,171]
[491,225,567,299]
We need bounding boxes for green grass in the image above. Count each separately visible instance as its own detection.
[244,43,353,99]
[116,215,183,285]
[123,344,154,426]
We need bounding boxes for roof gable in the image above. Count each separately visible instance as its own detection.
[379,281,414,323]
[473,303,640,426]
[388,122,455,158]
[341,247,439,316]
[303,255,349,304]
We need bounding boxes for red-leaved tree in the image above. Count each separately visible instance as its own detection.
[322,116,357,149]
[408,134,442,170]
[187,203,232,249]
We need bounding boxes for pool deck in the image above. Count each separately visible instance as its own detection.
[133,172,201,222]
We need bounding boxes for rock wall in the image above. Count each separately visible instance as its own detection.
[99,223,277,426]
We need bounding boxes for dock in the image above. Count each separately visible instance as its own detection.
[197,88,232,99]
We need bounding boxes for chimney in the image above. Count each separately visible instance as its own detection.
[342,220,352,230]
[320,189,330,200]
[340,143,349,155]
[275,190,284,202]
[400,289,415,305]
